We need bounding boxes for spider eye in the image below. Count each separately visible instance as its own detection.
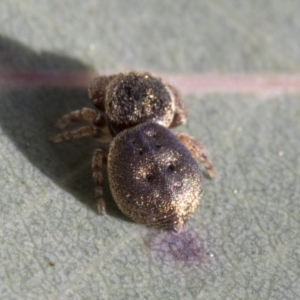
[124,86,132,98]
[146,175,154,182]
[167,164,176,172]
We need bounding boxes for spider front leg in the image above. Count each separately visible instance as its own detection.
[92,149,107,215]
[51,107,112,143]
[55,107,105,129]
[88,75,116,110]
[167,84,188,128]
[51,125,104,143]
[175,133,216,178]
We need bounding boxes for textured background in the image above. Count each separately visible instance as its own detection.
[0,1,300,299]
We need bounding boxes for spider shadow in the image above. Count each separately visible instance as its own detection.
[0,35,130,222]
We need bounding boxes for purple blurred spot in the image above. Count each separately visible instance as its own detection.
[146,229,214,263]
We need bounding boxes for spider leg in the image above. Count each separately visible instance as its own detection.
[51,125,104,143]
[92,149,106,215]
[175,133,215,178]
[55,107,105,129]
[167,84,188,128]
[88,75,117,110]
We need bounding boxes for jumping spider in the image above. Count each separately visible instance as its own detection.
[52,72,215,232]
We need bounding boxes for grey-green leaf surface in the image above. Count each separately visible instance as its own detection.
[1,1,300,299]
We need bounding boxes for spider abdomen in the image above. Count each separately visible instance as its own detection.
[107,122,202,231]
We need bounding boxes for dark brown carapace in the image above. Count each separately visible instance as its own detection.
[52,71,215,231]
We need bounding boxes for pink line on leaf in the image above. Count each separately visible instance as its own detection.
[166,74,300,96]
[1,71,300,96]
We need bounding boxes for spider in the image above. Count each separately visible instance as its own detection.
[52,72,215,231]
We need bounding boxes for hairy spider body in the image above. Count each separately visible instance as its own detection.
[52,72,215,231]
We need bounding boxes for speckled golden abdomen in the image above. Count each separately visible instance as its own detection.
[108,122,202,231]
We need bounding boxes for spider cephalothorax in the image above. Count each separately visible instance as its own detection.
[52,72,215,231]
[88,72,187,134]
